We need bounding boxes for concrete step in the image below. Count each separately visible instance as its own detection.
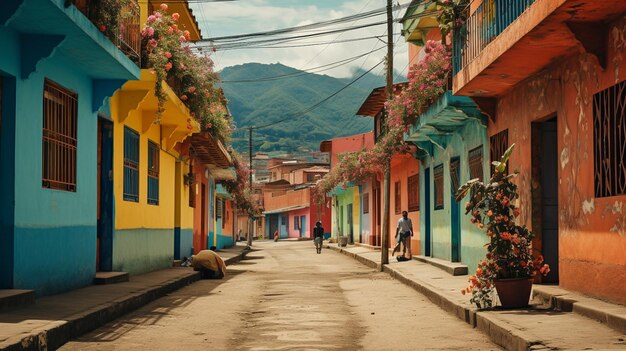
[532,285,626,334]
[93,272,129,285]
[413,255,468,276]
[0,289,35,312]
[172,260,183,267]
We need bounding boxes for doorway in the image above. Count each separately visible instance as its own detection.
[200,183,207,251]
[533,117,559,283]
[269,215,278,239]
[300,216,306,238]
[347,203,353,244]
[97,118,114,272]
[423,168,431,256]
[450,157,461,262]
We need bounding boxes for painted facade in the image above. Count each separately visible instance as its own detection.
[452,1,626,303]
[0,0,140,295]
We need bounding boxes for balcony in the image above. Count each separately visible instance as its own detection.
[73,0,141,65]
[452,0,626,97]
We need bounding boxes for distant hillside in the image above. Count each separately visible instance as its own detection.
[220,63,401,154]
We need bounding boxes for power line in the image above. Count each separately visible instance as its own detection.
[220,47,386,83]
[250,59,385,131]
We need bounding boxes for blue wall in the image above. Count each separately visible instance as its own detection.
[0,5,138,294]
[174,227,194,260]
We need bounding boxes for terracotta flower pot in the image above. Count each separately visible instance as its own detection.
[494,277,533,308]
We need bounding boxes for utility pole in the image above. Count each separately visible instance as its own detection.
[381,0,393,267]
[247,126,253,249]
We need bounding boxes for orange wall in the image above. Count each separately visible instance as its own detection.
[329,132,374,168]
[388,154,420,255]
[264,187,311,212]
[489,16,626,304]
[192,160,209,254]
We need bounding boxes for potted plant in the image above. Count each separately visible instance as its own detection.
[455,144,550,308]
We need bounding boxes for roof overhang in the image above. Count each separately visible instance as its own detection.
[208,165,236,181]
[190,132,232,168]
[401,0,439,46]
[117,70,199,150]
[356,83,407,117]
[263,204,308,215]
[404,91,487,158]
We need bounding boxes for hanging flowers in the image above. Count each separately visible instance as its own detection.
[141,6,232,142]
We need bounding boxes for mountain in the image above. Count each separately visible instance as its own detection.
[220,63,400,155]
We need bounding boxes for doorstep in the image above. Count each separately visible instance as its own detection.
[532,285,626,334]
[93,272,129,285]
[413,255,468,276]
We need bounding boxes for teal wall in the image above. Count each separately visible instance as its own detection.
[113,229,174,274]
[332,185,357,240]
[420,119,489,272]
[174,228,193,260]
[0,1,138,294]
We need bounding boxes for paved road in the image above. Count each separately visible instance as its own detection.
[61,241,501,351]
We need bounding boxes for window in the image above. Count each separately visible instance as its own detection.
[408,174,419,212]
[294,216,300,230]
[123,126,139,201]
[307,173,315,182]
[594,81,626,197]
[188,163,196,208]
[147,140,159,205]
[490,129,508,176]
[434,164,444,210]
[450,158,460,197]
[469,146,484,182]
[216,198,223,219]
[362,192,369,214]
[394,181,401,214]
[42,79,77,192]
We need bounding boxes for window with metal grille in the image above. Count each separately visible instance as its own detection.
[362,192,369,214]
[42,79,77,192]
[594,81,626,197]
[216,198,223,219]
[490,129,508,176]
[394,181,401,214]
[123,126,139,202]
[468,146,484,182]
[188,163,196,208]
[408,174,419,212]
[147,140,159,205]
[434,164,444,210]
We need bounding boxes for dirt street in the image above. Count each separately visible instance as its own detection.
[61,241,501,351]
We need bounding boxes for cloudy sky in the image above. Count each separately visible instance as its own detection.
[189,0,411,78]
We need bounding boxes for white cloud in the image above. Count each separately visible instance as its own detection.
[190,0,409,79]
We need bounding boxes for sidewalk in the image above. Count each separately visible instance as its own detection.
[0,244,250,351]
[327,243,626,351]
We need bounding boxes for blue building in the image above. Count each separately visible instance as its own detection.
[0,0,140,295]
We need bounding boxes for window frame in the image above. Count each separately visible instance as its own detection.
[434,164,444,210]
[362,192,369,214]
[123,126,140,202]
[408,174,419,212]
[468,146,484,182]
[147,140,160,205]
[42,79,78,192]
[490,129,509,176]
[394,181,401,214]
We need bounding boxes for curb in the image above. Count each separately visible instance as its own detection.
[1,249,249,351]
[327,244,541,351]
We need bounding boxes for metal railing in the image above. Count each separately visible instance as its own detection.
[72,0,141,65]
[453,0,535,74]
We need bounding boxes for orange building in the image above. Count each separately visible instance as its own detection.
[452,0,626,303]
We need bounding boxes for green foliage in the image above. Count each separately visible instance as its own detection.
[456,144,550,308]
[221,63,386,154]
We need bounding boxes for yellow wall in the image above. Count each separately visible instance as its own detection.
[110,92,177,230]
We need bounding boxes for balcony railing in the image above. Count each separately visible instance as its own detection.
[453,0,535,74]
[72,0,141,65]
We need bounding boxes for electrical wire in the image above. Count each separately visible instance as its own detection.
[220,46,386,83]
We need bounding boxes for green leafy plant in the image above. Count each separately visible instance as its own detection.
[455,144,550,308]
[140,4,232,142]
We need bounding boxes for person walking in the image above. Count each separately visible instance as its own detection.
[392,211,413,259]
[313,221,324,254]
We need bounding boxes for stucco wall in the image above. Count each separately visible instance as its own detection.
[487,15,626,304]
[390,154,421,255]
